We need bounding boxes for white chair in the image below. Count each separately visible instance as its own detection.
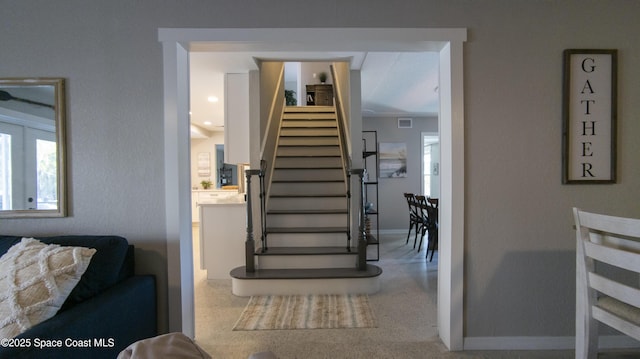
[573,207,640,358]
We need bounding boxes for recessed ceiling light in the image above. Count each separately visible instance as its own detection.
[204,121,212,125]
[207,96,219,103]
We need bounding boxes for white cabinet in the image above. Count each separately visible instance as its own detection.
[191,192,199,222]
[224,73,249,164]
[199,203,246,279]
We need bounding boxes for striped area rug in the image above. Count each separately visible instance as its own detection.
[232,294,377,330]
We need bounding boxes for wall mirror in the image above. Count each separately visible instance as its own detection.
[0,78,67,218]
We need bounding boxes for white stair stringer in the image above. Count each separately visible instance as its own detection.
[231,276,381,297]
[230,265,382,296]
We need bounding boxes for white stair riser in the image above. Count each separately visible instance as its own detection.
[268,197,347,211]
[266,233,349,247]
[272,169,344,181]
[280,129,338,137]
[281,119,337,127]
[257,254,357,270]
[282,112,336,122]
[275,157,342,168]
[267,214,348,227]
[232,277,381,296]
[285,105,334,113]
[270,182,346,195]
[277,147,340,157]
[278,138,339,146]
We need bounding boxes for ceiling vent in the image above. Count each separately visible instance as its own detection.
[397,118,413,128]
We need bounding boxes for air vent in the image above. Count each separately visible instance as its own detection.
[398,118,413,128]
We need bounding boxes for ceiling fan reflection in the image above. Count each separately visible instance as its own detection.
[0,90,54,109]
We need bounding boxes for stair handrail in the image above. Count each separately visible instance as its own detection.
[330,63,352,177]
[258,62,286,207]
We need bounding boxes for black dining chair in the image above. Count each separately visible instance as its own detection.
[403,193,420,245]
[424,197,438,261]
[414,195,430,252]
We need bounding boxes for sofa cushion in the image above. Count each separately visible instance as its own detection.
[117,332,211,359]
[0,238,96,338]
[0,235,131,309]
[0,237,19,257]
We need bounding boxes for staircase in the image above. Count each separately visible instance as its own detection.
[230,106,382,296]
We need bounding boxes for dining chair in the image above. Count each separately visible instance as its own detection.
[414,195,430,252]
[424,198,438,261]
[574,207,640,359]
[403,193,420,245]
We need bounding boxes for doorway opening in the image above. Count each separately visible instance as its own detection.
[160,28,466,350]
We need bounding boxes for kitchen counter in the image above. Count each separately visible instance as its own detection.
[198,195,246,204]
[192,190,245,222]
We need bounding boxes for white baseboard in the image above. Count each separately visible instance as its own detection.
[463,336,640,350]
[464,336,574,350]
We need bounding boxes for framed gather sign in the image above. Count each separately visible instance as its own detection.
[562,49,617,184]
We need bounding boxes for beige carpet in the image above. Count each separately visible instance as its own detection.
[232,294,377,331]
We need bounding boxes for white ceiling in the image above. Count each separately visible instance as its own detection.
[189,51,439,135]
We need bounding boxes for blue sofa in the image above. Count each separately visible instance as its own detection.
[0,235,157,359]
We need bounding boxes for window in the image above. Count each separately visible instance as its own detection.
[422,133,439,197]
[0,133,11,210]
[35,138,57,209]
[0,122,56,210]
[423,144,432,197]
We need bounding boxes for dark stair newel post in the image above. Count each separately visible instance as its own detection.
[245,169,262,273]
[353,168,367,270]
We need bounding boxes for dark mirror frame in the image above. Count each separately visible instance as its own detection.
[0,78,67,218]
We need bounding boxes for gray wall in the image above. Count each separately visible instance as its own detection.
[363,117,438,230]
[2,0,640,341]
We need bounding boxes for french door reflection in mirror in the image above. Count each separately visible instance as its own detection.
[0,78,66,217]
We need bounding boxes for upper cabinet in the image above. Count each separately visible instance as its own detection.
[224,73,249,164]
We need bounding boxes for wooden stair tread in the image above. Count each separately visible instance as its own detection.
[279,144,339,148]
[282,115,335,118]
[269,194,346,198]
[230,264,382,280]
[255,246,356,256]
[276,154,341,158]
[266,226,349,233]
[274,166,342,170]
[284,106,335,113]
[282,117,336,122]
[279,137,338,141]
[271,179,343,183]
[267,209,348,215]
[282,111,336,115]
[282,124,338,130]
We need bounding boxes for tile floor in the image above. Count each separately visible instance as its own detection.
[191,227,638,358]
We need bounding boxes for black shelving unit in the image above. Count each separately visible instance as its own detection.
[218,165,233,187]
[362,130,380,261]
